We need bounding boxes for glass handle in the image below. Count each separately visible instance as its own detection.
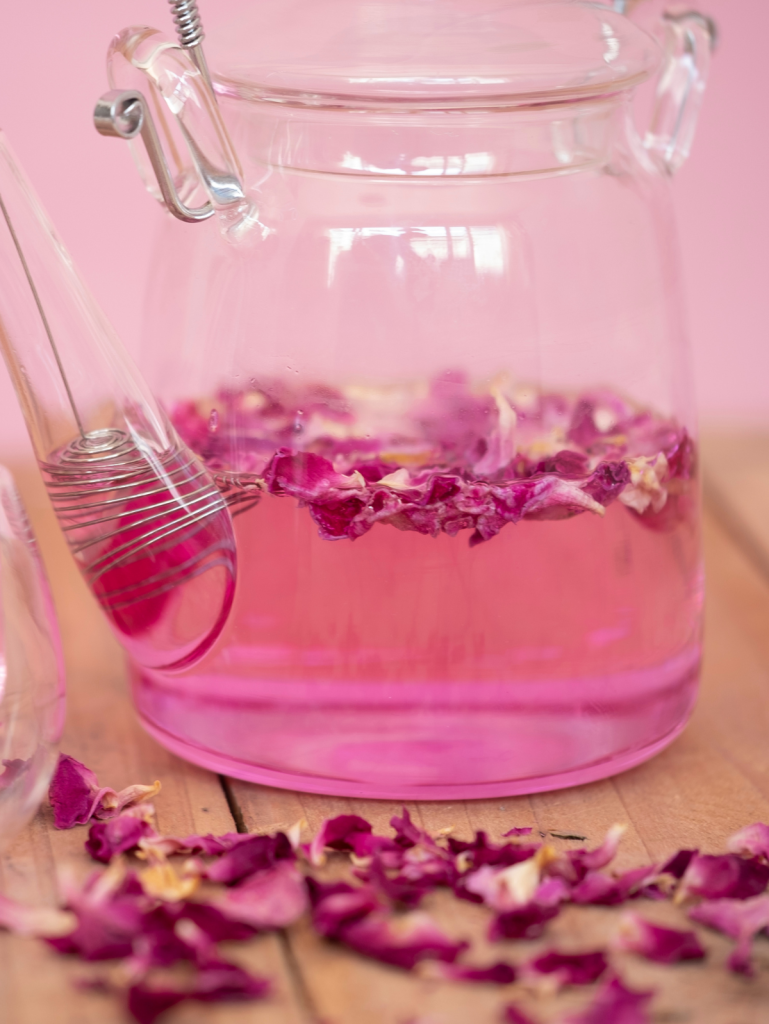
[644,10,718,175]
[98,27,252,233]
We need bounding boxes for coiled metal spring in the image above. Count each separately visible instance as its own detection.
[40,428,232,613]
[168,0,204,49]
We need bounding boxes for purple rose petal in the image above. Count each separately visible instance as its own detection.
[213,861,308,930]
[660,849,698,879]
[0,892,76,938]
[309,881,381,937]
[614,913,705,963]
[86,812,157,863]
[206,831,294,885]
[428,960,517,984]
[48,754,115,829]
[502,827,534,838]
[49,867,149,961]
[678,853,769,901]
[48,754,159,830]
[127,960,269,1024]
[525,950,608,987]
[338,910,468,970]
[490,903,561,941]
[503,1004,540,1024]
[308,814,374,865]
[561,975,654,1024]
[726,823,769,861]
[689,895,769,976]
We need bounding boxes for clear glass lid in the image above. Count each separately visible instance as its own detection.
[208,0,660,107]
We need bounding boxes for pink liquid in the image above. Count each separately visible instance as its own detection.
[133,490,703,798]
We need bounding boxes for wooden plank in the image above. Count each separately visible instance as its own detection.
[228,503,769,1023]
[703,433,769,576]
[0,466,307,1024]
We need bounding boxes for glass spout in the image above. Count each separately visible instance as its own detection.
[0,132,237,670]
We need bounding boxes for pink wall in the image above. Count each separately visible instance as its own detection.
[0,0,764,461]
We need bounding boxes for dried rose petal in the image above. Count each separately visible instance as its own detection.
[49,865,148,961]
[0,892,76,937]
[136,832,245,859]
[561,975,654,1024]
[214,861,308,930]
[726,823,769,861]
[424,960,516,984]
[86,812,157,863]
[449,831,539,870]
[614,913,705,963]
[503,827,534,838]
[549,824,627,885]
[525,950,608,987]
[503,1004,540,1024]
[359,858,431,908]
[310,881,381,937]
[689,895,769,976]
[489,903,560,941]
[307,813,375,865]
[127,960,269,1024]
[48,754,159,830]
[678,853,769,901]
[49,753,115,829]
[178,902,255,943]
[660,849,697,879]
[206,831,294,885]
[126,984,184,1024]
[174,379,690,546]
[390,807,429,849]
[338,910,468,969]
[463,857,543,912]
[570,864,658,907]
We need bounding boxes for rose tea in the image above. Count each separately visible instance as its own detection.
[130,377,702,798]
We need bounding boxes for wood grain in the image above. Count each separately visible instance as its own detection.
[0,466,307,1024]
[3,442,769,1023]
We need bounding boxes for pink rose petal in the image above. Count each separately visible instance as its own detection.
[339,909,468,969]
[660,849,697,879]
[689,894,769,976]
[49,866,148,960]
[213,861,308,930]
[561,975,654,1024]
[679,853,769,901]
[86,812,157,863]
[490,903,561,941]
[427,960,516,984]
[614,913,705,963]
[49,753,115,829]
[307,813,374,865]
[726,823,769,861]
[205,832,294,885]
[127,960,270,1024]
[309,880,382,937]
[48,754,159,830]
[525,949,608,987]
[0,892,76,937]
[503,1005,540,1024]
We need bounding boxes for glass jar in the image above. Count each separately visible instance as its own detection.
[0,468,65,846]
[100,0,713,798]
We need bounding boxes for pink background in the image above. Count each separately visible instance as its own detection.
[0,0,764,460]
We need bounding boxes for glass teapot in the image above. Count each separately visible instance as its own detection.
[11,0,717,799]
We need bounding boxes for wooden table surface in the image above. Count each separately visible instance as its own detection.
[3,435,769,1024]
